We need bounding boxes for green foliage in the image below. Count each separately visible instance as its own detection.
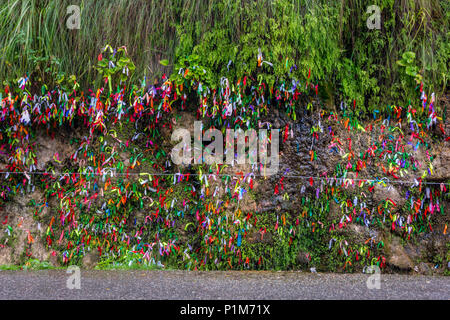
[170,54,213,89]
[95,251,164,270]
[96,45,136,93]
[159,59,170,67]
[0,0,177,87]
[0,265,21,271]
[174,0,341,90]
[22,258,56,270]
[173,0,448,116]
[397,51,423,83]
[0,0,448,116]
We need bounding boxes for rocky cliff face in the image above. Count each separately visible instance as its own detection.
[244,105,449,274]
[0,86,448,274]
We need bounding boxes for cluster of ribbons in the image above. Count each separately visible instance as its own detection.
[0,50,447,271]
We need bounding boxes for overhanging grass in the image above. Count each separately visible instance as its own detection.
[0,0,447,113]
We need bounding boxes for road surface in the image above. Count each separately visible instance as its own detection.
[0,270,448,300]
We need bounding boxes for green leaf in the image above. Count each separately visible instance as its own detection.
[405,66,417,77]
[402,51,415,64]
[159,59,169,66]
[97,60,108,68]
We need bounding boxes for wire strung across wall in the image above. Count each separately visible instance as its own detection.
[0,170,447,185]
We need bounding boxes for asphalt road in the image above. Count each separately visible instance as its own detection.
[0,270,448,300]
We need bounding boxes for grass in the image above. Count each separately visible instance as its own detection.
[0,258,62,271]
[0,260,167,271]
[94,263,167,271]
[0,265,21,271]
[0,0,178,86]
[0,0,447,104]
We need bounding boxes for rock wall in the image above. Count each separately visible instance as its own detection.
[0,85,448,274]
